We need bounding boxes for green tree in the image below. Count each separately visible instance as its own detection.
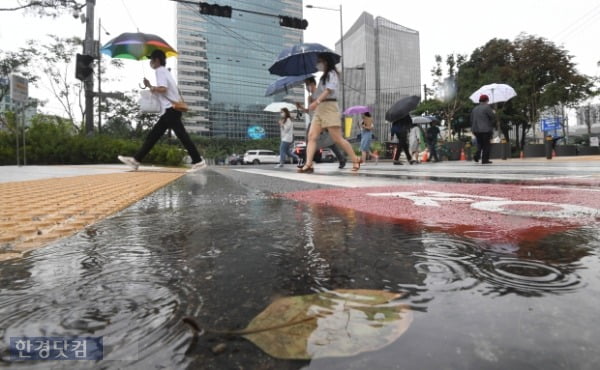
[0,1,85,17]
[457,34,597,148]
[24,35,85,130]
[416,54,468,140]
[102,92,156,138]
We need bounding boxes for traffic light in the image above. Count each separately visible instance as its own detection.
[199,2,232,18]
[279,16,308,30]
[75,53,94,81]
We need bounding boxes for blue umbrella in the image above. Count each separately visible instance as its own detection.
[265,74,314,96]
[268,43,341,76]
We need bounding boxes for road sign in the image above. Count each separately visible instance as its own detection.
[10,75,28,104]
[540,117,562,132]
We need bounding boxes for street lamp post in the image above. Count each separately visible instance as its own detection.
[305,4,345,114]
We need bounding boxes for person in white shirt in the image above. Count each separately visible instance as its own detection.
[298,53,360,173]
[276,108,300,168]
[118,50,206,172]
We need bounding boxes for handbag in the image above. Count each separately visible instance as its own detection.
[138,90,161,113]
[169,88,189,113]
[171,100,189,113]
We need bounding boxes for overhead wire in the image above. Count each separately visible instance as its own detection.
[551,2,600,42]
[119,0,140,32]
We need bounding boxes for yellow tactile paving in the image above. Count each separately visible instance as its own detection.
[0,170,186,261]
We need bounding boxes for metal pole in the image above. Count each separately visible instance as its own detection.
[97,17,102,134]
[84,0,95,135]
[339,4,345,114]
[22,112,26,165]
[15,107,20,166]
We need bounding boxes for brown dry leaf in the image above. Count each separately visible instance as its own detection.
[243,289,412,360]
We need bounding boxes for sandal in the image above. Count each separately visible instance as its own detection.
[297,165,314,173]
[351,159,362,172]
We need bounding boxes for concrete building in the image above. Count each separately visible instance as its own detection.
[336,12,421,141]
[175,0,304,139]
[575,104,600,136]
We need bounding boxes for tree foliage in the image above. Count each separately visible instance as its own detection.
[0,1,85,17]
[417,34,597,147]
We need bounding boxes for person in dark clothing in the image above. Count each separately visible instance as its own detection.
[426,122,441,162]
[470,94,496,164]
[391,115,413,165]
[118,50,206,172]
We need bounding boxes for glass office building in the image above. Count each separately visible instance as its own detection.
[336,12,421,141]
[176,0,304,139]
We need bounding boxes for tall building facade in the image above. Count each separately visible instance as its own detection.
[336,12,420,141]
[176,0,304,139]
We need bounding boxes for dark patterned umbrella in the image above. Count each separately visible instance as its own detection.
[268,43,340,76]
[385,95,421,123]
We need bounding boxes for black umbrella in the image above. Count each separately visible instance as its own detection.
[385,95,421,123]
[268,43,340,76]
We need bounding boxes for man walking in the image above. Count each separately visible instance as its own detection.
[471,94,496,165]
[391,115,413,165]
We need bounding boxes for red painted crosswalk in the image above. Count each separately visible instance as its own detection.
[283,183,600,243]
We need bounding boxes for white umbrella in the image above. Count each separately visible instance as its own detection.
[469,83,516,104]
[264,102,298,112]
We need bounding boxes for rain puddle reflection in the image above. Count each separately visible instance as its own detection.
[0,171,599,369]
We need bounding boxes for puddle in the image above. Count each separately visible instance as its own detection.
[1,171,599,369]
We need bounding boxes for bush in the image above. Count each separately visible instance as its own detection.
[0,118,186,166]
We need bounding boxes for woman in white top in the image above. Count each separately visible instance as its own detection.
[298,53,360,173]
[118,50,206,172]
[276,108,300,168]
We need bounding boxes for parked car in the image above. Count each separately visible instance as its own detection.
[228,154,244,165]
[243,150,280,164]
[321,148,337,162]
[294,142,323,163]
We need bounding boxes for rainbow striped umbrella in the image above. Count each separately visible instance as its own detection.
[100,32,177,60]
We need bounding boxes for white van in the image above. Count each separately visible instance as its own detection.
[243,150,279,164]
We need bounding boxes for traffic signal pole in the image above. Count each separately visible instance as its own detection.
[84,0,95,135]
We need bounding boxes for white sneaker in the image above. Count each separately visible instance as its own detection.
[118,155,140,170]
[187,159,207,173]
[275,163,283,168]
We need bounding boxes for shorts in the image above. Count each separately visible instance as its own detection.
[312,101,341,129]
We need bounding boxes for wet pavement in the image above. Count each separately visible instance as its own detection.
[1,161,599,369]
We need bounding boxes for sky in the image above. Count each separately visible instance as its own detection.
[1,0,599,118]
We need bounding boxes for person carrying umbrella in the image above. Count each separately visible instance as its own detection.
[391,115,413,165]
[296,76,347,168]
[360,112,377,164]
[118,50,206,172]
[408,122,422,164]
[470,94,496,164]
[297,59,359,173]
[276,108,301,168]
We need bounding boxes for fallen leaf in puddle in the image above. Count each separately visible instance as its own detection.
[242,289,413,360]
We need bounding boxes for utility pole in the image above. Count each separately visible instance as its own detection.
[97,17,102,134]
[84,0,96,135]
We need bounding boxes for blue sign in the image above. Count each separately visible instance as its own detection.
[540,117,562,132]
[10,337,103,361]
[247,125,266,140]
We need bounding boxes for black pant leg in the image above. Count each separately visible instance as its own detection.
[167,109,202,163]
[481,132,492,162]
[134,113,171,162]
[328,144,345,162]
[399,129,412,161]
